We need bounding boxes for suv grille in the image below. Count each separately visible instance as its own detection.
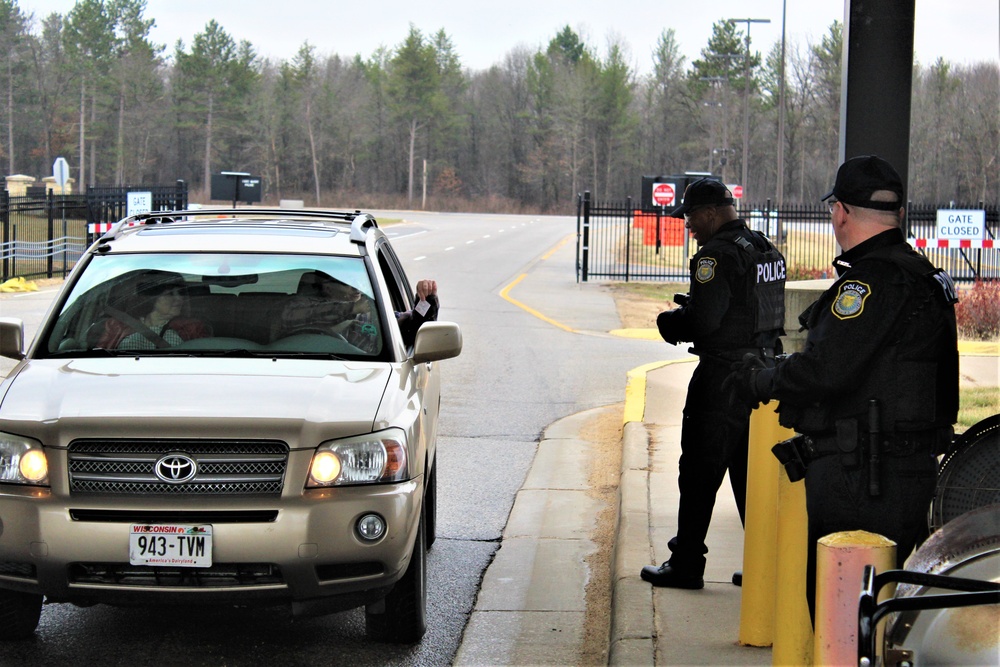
[68,440,288,496]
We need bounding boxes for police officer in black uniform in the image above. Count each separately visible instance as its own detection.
[641,178,786,589]
[727,156,959,615]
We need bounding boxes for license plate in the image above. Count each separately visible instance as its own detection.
[129,524,213,567]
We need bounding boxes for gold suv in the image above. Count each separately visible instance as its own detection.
[0,209,462,643]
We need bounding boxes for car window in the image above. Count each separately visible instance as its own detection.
[39,253,387,359]
[376,242,413,314]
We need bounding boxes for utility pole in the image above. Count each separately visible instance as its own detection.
[777,1,787,208]
[728,17,770,200]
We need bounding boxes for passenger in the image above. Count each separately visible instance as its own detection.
[97,274,210,350]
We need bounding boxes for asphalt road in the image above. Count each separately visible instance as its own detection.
[0,210,675,665]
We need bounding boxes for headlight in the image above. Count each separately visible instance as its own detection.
[0,432,49,486]
[307,429,408,488]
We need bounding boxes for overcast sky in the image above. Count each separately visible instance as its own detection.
[20,0,1000,74]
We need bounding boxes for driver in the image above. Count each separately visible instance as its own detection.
[273,272,438,350]
[272,272,376,344]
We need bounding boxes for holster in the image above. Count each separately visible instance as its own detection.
[771,435,811,482]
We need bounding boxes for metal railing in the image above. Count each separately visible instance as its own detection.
[576,192,998,283]
[1,191,89,280]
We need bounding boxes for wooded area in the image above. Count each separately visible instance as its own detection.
[2,0,998,212]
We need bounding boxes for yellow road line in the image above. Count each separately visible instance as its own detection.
[498,234,577,332]
[540,235,571,260]
[499,274,576,332]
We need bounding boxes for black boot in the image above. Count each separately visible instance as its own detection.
[640,561,704,589]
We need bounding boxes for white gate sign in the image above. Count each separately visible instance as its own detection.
[936,209,985,240]
[127,191,153,217]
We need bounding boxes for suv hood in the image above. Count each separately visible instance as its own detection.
[0,358,393,448]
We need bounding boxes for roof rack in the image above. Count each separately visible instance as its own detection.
[97,207,380,243]
[350,213,378,243]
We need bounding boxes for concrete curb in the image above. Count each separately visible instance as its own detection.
[609,419,654,665]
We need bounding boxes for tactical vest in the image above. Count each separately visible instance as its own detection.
[716,227,787,338]
[786,243,958,435]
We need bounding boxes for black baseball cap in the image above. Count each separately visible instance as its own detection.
[822,155,904,211]
[668,178,734,218]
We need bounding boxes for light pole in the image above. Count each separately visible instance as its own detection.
[777,0,787,208]
[728,17,770,201]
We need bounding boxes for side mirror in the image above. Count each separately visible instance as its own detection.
[412,321,462,363]
[0,318,25,360]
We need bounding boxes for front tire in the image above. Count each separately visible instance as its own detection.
[365,508,427,643]
[0,589,42,640]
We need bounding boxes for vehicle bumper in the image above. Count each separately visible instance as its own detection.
[0,479,422,612]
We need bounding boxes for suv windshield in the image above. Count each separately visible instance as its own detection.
[40,253,385,359]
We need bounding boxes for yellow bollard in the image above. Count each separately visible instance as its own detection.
[772,468,813,666]
[814,531,896,666]
[739,402,792,647]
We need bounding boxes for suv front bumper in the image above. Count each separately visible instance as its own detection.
[0,478,422,612]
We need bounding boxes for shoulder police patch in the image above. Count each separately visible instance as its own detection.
[831,280,871,320]
[695,257,717,283]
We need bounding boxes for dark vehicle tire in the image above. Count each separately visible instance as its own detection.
[365,509,427,643]
[425,462,437,550]
[0,590,42,640]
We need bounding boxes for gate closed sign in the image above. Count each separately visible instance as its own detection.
[936,209,985,240]
[651,182,676,207]
[127,191,153,217]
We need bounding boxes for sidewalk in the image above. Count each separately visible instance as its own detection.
[608,345,999,666]
[610,358,771,666]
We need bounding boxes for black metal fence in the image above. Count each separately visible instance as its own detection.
[0,191,89,281]
[85,181,188,235]
[576,191,999,284]
[1,183,187,281]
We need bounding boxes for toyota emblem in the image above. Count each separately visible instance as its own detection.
[154,453,198,484]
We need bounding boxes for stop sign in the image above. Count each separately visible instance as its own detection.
[652,182,676,207]
[731,184,744,199]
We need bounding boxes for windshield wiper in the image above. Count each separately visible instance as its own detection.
[265,351,350,361]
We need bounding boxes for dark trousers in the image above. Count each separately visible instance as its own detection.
[668,357,751,573]
[804,450,938,617]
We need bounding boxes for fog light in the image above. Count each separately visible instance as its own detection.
[356,514,386,542]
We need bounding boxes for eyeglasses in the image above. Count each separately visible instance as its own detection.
[826,199,850,215]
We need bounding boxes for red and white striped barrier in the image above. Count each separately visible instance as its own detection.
[910,238,995,249]
[88,220,146,234]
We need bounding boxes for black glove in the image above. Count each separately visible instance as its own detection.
[722,353,770,409]
[657,310,680,345]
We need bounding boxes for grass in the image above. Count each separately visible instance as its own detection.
[957,386,1000,433]
[609,282,687,299]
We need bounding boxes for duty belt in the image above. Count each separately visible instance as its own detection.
[803,427,951,460]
